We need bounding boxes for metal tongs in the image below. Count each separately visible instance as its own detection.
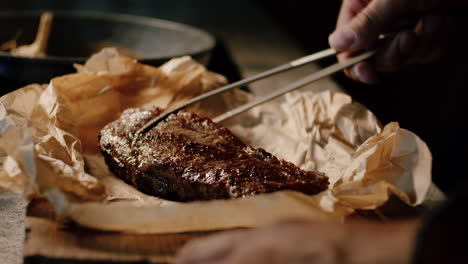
[136,48,375,135]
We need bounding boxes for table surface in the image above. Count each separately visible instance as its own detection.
[0,1,341,263]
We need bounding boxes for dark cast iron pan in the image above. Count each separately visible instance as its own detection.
[0,11,215,91]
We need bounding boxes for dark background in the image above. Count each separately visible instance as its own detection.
[1,0,467,195]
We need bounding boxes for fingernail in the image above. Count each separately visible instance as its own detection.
[329,29,357,51]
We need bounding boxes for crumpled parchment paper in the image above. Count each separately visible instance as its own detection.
[0,48,443,233]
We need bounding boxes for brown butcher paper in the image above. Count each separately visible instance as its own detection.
[0,48,442,233]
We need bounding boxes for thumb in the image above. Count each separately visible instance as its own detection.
[329,0,410,52]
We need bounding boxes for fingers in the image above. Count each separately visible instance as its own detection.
[374,15,452,71]
[330,0,410,52]
[336,0,372,29]
[375,30,417,72]
[338,14,451,83]
[329,0,458,84]
[329,0,411,84]
[351,62,379,84]
[337,52,379,84]
[330,0,450,52]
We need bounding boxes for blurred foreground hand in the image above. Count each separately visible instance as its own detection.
[175,219,419,264]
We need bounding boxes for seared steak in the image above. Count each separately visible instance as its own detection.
[99,108,329,201]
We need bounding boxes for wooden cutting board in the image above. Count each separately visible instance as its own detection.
[22,195,419,264]
[23,217,217,264]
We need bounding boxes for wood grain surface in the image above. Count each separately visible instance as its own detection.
[24,217,219,264]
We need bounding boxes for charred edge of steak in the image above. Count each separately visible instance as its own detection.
[98,107,329,202]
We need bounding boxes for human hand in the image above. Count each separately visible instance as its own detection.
[174,219,419,264]
[329,0,463,84]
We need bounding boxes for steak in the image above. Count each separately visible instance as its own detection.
[99,108,329,201]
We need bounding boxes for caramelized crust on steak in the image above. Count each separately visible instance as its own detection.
[99,108,329,201]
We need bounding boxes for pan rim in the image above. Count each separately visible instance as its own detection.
[0,10,216,63]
